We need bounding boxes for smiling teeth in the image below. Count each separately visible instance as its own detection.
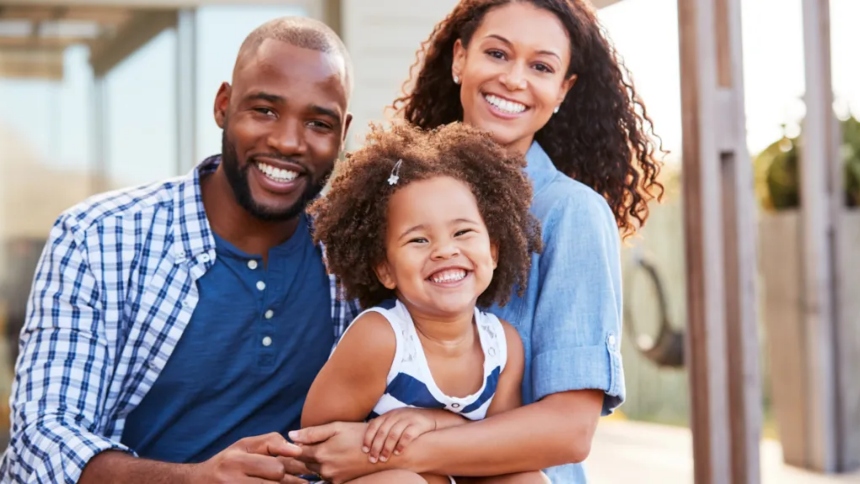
[484,94,526,114]
[257,162,298,182]
[431,269,467,283]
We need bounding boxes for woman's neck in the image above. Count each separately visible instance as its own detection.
[506,136,534,157]
[460,113,535,155]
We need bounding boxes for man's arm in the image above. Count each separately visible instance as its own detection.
[3,214,137,483]
[80,452,194,484]
[80,434,307,484]
[4,216,305,484]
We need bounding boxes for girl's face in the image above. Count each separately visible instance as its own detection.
[375,176,498,318]
[452,2,576,154]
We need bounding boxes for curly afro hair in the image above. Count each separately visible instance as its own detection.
[308,122,541,309]
[392,0,665,238]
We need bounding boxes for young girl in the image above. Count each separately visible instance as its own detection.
[302,122,545,484]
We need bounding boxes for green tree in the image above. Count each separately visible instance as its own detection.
[754,116,860,210]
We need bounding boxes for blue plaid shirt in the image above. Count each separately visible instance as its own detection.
[0,156,360,484]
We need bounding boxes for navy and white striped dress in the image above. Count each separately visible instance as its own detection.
[351,299,508,421]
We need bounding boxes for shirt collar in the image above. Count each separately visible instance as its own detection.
[171,155,219,263]
[525,141,558,194]
[171,154,317,265]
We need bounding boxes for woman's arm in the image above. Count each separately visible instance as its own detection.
[402,390,603,475]
[301,311,395,428]
[293,391,602,481]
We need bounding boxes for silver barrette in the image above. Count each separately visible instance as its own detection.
[387,159,404,185]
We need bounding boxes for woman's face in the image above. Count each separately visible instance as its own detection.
[452,2,575,154]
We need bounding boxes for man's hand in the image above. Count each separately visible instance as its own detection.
[191,432,310,484]
[363,408,438,463]
[291,422,389,484]
[80,433,313,484]
[277,456,316,483]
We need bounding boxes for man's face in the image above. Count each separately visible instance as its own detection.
[214,40,352,221]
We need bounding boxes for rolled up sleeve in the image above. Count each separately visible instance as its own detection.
[1,215,134,483]
[531,190,625,415]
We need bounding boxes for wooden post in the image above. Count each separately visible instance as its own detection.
[799,0,844,473]
[677,0,762,482]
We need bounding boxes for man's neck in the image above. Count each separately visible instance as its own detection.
[200,165,300,263]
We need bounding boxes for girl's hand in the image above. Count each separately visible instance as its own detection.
[362,408,444,463]
[292,422,380,484]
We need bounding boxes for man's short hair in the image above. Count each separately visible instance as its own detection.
[238,16,353,95]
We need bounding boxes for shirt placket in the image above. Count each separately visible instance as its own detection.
[247,257,277,368]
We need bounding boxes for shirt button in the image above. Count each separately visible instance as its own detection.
[262,336,272,347]
[199,253,211,263]
[264,310,274,319]
[247,260,258,270]
[608,334,617,348]
[256,281,266,291]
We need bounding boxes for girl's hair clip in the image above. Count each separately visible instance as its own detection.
[387,159,404,185]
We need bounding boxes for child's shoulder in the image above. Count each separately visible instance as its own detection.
[478,310,523,348]
[349,308,397,334]
[338,308,398,353]
[478,310,517,332]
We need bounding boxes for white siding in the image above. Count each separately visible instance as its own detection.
[340,0,459,148]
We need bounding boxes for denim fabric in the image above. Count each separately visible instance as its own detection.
[491,141,625,483]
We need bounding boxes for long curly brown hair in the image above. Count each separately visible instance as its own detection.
[308,122,541,309]
[392,0,665,237]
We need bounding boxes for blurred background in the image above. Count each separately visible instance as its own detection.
[0,0,858,482]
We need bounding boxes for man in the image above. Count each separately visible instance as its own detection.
[0,16,357,484]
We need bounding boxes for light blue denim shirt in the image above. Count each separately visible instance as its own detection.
[491,141,625,483]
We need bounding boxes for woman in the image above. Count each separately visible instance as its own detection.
[291,1,663,482]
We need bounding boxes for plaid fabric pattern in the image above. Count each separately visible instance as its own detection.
[0,156,360,483]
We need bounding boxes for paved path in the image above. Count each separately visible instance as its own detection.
[586,420,860,483]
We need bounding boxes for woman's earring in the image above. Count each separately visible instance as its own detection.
[453,74,460,85]
[553,106,560,114]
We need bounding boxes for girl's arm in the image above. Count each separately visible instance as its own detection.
[301,311,395,428]
[484,320,524,417]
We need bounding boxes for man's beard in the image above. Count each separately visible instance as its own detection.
[221,130,329,222]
